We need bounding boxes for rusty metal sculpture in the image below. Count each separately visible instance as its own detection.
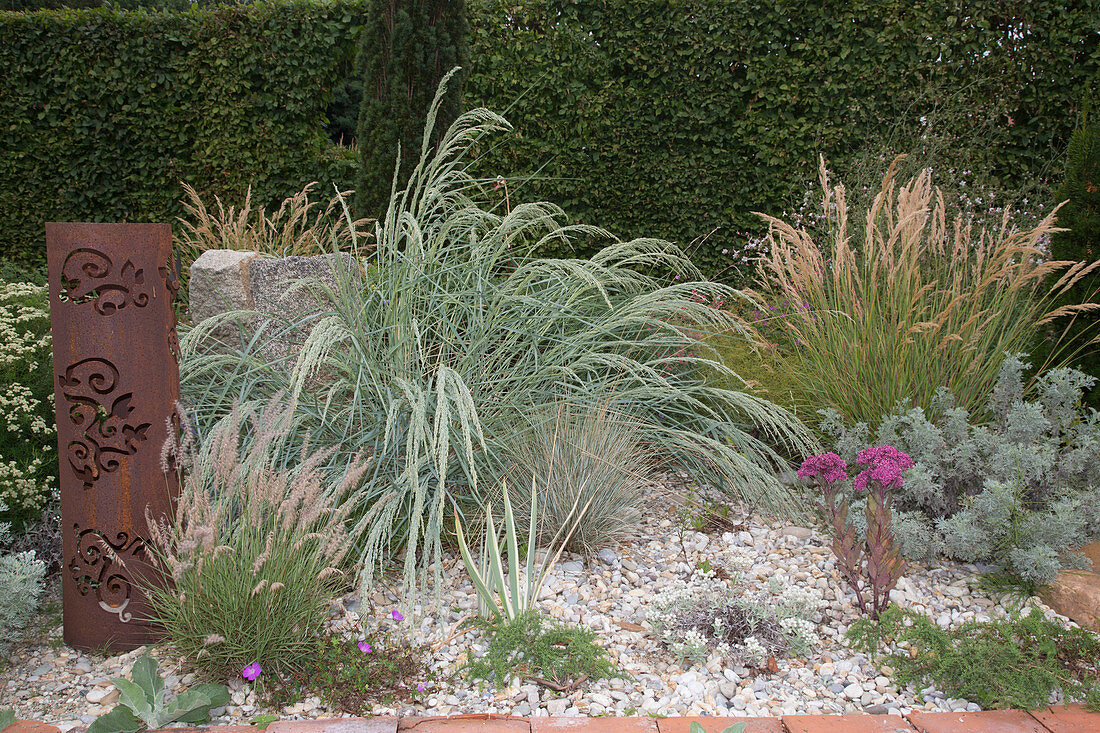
[46,223,180,652]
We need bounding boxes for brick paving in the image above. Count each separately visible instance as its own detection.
[8,706,1100,733]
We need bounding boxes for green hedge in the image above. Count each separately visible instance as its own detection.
[463,0,1100,279]
[0,0,362,266]
[3,1,1098,277]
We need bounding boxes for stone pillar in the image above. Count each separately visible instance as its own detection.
[46,223,180,653]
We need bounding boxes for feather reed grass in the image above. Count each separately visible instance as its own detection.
[179,69,816,604]
[756,156,1100,426]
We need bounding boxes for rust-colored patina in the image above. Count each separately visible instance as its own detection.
[46,222,180,652]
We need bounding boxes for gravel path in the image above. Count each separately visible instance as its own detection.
[0,478,1079,729]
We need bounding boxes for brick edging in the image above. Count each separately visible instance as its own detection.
[6,705,1100,733]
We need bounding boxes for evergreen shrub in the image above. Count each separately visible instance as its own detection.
[0,1,365,265]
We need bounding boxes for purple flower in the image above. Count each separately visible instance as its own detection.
[417,682,427,692]
[242,662,262,681]
[358,641,372,653]
[797,452,848,484]
[391,610,404,622]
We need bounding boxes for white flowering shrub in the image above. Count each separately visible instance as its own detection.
[0,499,45,649]
[649,566,822,667]
[823,354,1100,584]
[0,279,56,525]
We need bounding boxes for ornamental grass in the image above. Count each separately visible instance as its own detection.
[178,71,815,603]
[144,398,370,679]
[756,156,1100,426]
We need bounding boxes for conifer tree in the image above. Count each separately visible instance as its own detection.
[1051,112,1100,389]
[356,0,467,219]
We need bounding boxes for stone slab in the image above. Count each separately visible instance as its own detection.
[904,710,1047,733]
[656,716,784,732]
[1039,568,1100,632]
[1027,704,1100,732]
[531,717,657,733]
[188,249,261,343]
[246,252,360,363]
[781,714,915,732]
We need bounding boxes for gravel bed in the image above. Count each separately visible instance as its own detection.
[0,479,1078,729]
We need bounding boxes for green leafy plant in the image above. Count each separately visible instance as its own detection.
[0,2,363,267]
[467,610,617,689]
[0,278,55,527]
[179,77,815,604]
[455,478,584,622]
[249,714,279,730]
[86,655,230,733]
[0,709,15,731]
[757,157,1099,426]
[142,400,370,679]
[356,0,467,219]
[848,606,1100,711]
[278,632,430,714]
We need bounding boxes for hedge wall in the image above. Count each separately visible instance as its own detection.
[463,0,1100,278]
[3,0,1098,277]
[0,1,362,265]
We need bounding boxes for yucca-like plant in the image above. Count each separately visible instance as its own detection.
[455,478,583,622]
[757,156,1100,426]
[179,70,815,603]
[144,398,370,678]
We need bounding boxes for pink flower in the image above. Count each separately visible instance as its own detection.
[853,445,912,491]
[358,641,372,653]
[242,662,262,681]
[417,682,427,692]
[391,610,404,621]
[797,452,848,484]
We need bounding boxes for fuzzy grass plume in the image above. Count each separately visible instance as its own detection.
[144,398,369,678]
[756,156,1100,425]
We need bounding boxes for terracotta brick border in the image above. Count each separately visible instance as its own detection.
[7,705,1100,733]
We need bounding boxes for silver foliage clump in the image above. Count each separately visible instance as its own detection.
[649,566,822,667]
[823,354,1100,583]
[0,499,45,649]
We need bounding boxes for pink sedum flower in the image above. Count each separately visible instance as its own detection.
[853,445,913,491]
[358,641,372,653]
[797,452,848,484]
[242,662,262,681]
[391,610,404,622]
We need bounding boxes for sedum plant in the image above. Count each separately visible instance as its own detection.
[823,354,1100,585]
[178,71,815,602]
[87,655,229,733]
[144,399,370,679]
[799,448,909,618]
[756,156,1099,426]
